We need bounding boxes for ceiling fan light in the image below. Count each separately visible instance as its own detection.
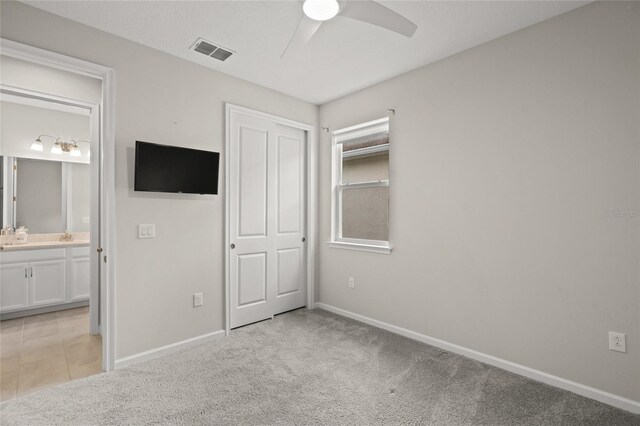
[303,0,339,21]
[31,138,44,152]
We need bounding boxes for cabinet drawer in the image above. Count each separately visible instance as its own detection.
[70,246,90,258]
[0,248,66,264]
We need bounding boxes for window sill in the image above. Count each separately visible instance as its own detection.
[327,241,392,255]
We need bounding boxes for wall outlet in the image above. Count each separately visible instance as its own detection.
[193,292,204,307]
[81,216,90,224]
[609,331,626,353]
[348,277,355,289]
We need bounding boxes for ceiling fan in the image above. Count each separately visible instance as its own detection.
[281,0,417,58]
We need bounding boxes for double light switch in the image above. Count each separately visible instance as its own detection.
[138,224,156,239]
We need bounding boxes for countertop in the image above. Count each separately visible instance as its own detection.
[0,240,90,251]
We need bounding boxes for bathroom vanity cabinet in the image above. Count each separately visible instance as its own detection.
[0,245,90,314]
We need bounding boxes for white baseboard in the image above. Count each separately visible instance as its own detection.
[314,302,640,415]
[115,330,225,369]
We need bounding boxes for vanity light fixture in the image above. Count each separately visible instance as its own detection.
[30,138,44,152]
[50,140,64,155]
[32,135,90,157]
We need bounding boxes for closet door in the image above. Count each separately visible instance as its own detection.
[271,123,306,316]
[228,110,306,329]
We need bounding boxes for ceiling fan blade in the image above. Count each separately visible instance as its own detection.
[281,15,324,59]
[340,0,417,38]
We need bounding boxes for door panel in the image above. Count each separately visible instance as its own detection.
[0,263,29,312]
[272,124,306,315]
[239,126,268,237]
[237,253,267,306]
[229,109,307,329]
[70,257,90,301]
[230,113,276,328]
[277,135,302,234]
[30,259,66,307]
[277,248,301,296]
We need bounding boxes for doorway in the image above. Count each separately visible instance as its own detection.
[0,88,101,400]
[225,104,316,331]
[0,38,116,400]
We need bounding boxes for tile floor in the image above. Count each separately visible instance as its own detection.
[0,306,102,402]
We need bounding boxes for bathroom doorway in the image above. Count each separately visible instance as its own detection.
[0,89,101,401]
[0,39,115,401]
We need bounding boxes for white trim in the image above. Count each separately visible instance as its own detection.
[224,103,316,335]
[115,330,225,369]
[2,157,15,228]
[1,38,117,373]
[326,241,391,255]
[315,303,640,415]
[333,117,389,143]
[0,39,112,78]
[225,106,231,337]
[62,162,69,230]
[338,180,389,189]
[342,143,389,159]
[331,117,390,252]
[0,89,91,116]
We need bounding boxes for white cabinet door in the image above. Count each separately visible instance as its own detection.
[29,259,67,307]
[0,263,30,312]
[70,257,90,301]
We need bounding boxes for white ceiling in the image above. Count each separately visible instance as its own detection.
[22,1,590,105]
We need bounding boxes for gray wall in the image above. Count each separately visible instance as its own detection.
[69,162,90,233]
[318,1,640,402]
[1,1,318,359]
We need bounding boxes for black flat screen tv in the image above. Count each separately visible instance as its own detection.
[134,141,220,195]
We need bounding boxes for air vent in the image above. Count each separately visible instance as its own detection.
[192,38,234,62]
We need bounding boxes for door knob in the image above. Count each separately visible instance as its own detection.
[230,243,236,249]
[302,237,306,242]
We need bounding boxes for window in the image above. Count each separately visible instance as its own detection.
[329,117,391,254]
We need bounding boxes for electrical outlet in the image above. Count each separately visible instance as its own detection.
[609,331,626,353]
[348,277,355,289]
[193,292,204,307]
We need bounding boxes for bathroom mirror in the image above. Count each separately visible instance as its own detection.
[1,156,90,233]
[0,96,91,233]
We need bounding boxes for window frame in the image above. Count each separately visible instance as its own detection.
[329,117,391,255]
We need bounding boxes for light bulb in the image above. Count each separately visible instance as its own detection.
[70,145,81,157]
[31,139,44,152]
[303,0,339,21]
[51,143,63,154]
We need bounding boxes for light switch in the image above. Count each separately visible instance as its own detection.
[137,224,155,239]
[82,216,90,224]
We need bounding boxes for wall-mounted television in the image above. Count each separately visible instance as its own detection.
[134,141,220,195]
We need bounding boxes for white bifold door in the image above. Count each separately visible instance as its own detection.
[228,109,307,329]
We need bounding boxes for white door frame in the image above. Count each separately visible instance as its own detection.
[225,103,316,335]
[1,38,117,371]
[0,85,100,334]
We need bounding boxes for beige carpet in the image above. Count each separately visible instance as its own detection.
[1,308,638,425]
